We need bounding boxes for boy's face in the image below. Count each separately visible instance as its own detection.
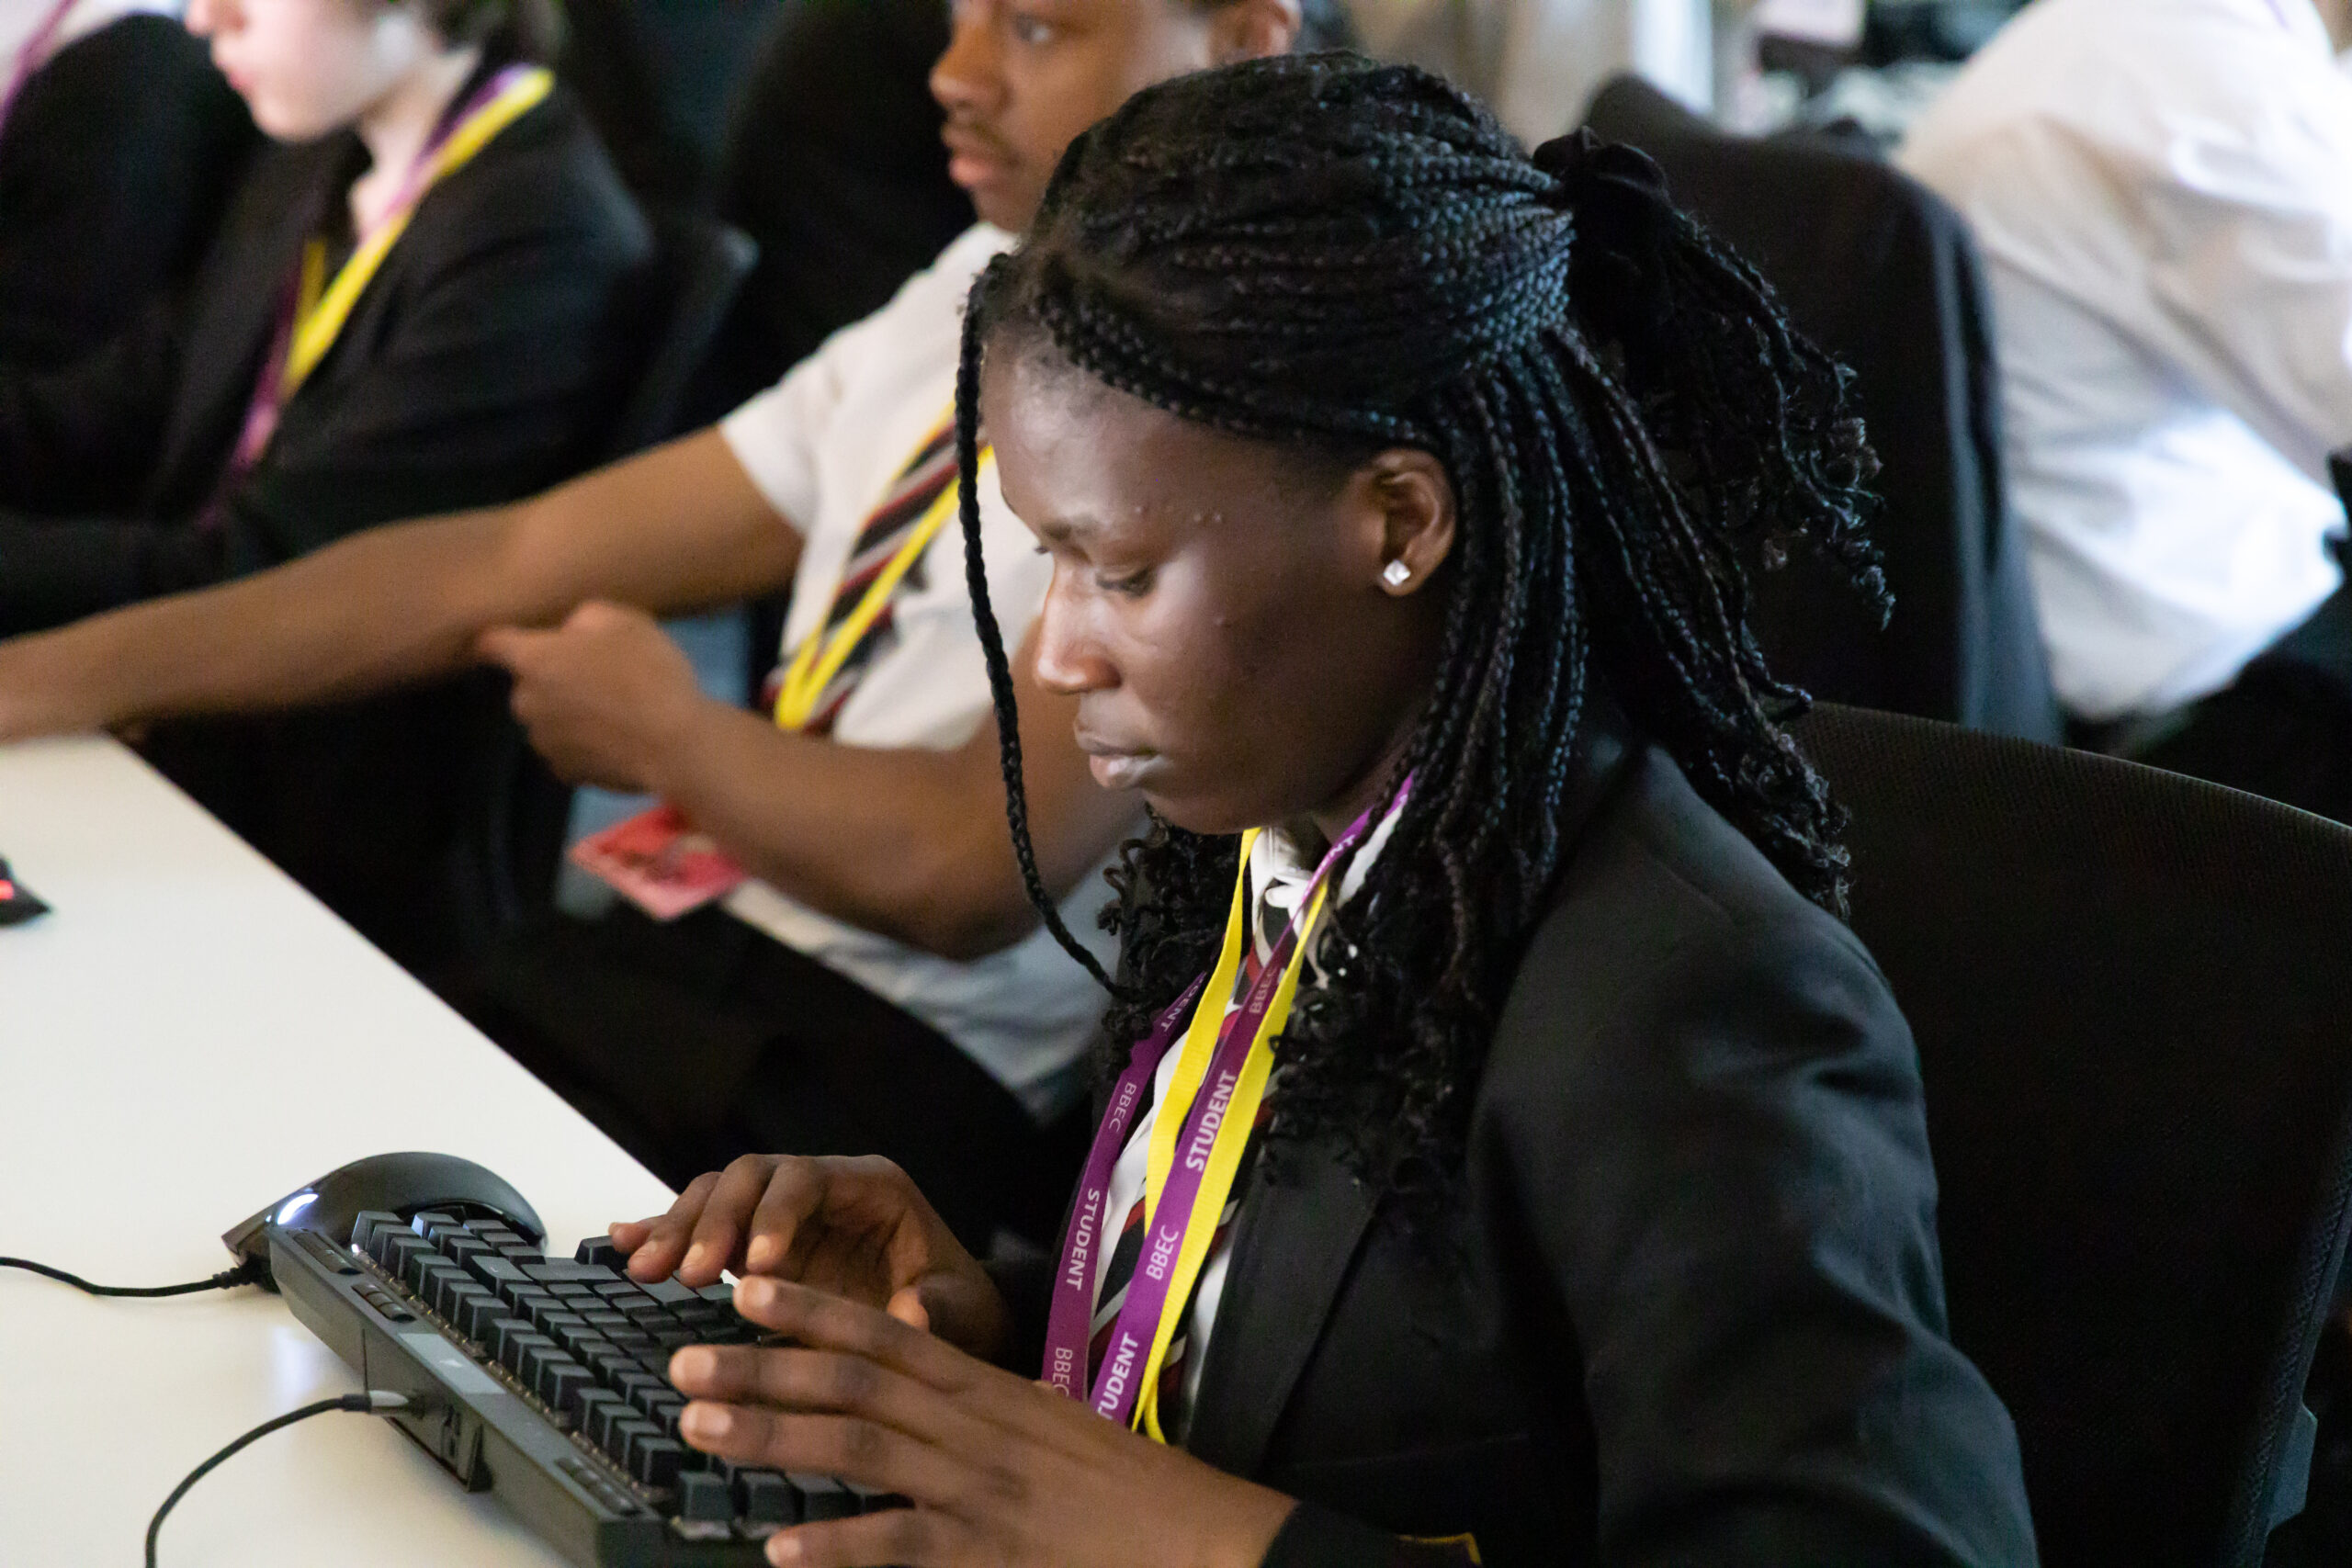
[931,0,1298,232]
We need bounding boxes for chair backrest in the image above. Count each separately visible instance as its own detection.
[1791,701,2352,1568]
[605,207,759,462]
[1587,76,2058,742]
[692,0,974,425]
[559,0,785,210]
[467,209,759,931]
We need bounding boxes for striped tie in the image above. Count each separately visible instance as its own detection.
[764,418,960,737]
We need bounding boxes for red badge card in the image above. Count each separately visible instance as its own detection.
[569,805,747,921]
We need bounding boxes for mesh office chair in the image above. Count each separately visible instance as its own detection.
[1587,77,2058,741]
[1791,701,2352,1568]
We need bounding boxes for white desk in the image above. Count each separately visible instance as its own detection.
[0,737,674,1565]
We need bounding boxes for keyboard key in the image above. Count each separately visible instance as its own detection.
[526,1301,582,1337]
[571,1385,622,1429]
[409,1253,462,1298]
[416,1213,471,1247]
[587,1399,635,1452]
[675,1469,732,1523]
[471,1253,528,1293]
[793,1474,856,1520]
[441,1235,492,1274]
[605,1415,659,1466]
[696,1281,738,1306]
[611,1370,665,1404]
[456,1293,506,1342]
[348,1211,401,1254]
[492,1323,552,1371]
[517,1339,566,1390]
[738,1470,800,1530]
[574,1237,626,1269]
[526,1260,619,1285]
[379,1231,430,1278]
[540,1359,594,1415]
[434,1275,485,1321]
[630,1435,685,1488]
[641,1278,698,1306]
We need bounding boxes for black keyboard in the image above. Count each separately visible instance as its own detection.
[265,1209,885,1565]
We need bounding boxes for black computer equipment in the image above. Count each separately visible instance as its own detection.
[250,1156,878,1565]
[223,1152,544,1287]
[0,855,48,925]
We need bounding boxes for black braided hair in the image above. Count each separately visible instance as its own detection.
[954,55,1884,1190]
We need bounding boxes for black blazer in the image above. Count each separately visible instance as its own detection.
[0,16,258,370]
[1005,732,2039,1566]
[0,80,650,634]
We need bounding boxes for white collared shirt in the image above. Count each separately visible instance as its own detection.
[1899,0,2352,720]
[1348,0,1714,142]
[717,224,1118,1120]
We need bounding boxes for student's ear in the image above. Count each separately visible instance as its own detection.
[1348,449,1457,600]
[1207,0,1305,64]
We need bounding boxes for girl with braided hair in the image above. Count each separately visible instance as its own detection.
[618,53,2036,1568]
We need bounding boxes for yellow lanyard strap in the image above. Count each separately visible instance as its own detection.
[1131,829,1329,1442]
[283,66,554,398]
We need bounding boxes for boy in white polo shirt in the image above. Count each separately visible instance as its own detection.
[0,0,1357,1248]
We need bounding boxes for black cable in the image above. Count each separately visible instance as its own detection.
[0,1255,265,1298]
[146,1391,411,1567]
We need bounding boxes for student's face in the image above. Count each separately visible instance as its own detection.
[987,345,1457,839]
[186,0,439,141]
[932,0,1301,233]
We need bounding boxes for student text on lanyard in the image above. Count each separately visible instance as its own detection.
[1043,780,1411,1443]
[208,63,554,516]
[769,409,992,736]
[0,0,77,134]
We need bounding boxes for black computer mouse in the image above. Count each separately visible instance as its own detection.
[0,857,48,927]
[222,1152,545,1290]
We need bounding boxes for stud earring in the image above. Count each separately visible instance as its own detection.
[1382,559,1413,589]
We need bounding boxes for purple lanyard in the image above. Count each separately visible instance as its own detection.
[204,63,533,527]
[1043,782,1408,1422]
[0,0,77,137]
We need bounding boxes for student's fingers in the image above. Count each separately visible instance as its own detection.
[727,1278,1001,1399]
[761,1505,963,1568]
[670,1343,995,1456]
[741,1157,844,1277]
[472,623,546,671]
[619,1167,729,1280]
[678,1154,791,1284]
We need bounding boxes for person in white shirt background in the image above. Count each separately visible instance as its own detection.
[1346,0,1717,141]
[1900,0,2352,818]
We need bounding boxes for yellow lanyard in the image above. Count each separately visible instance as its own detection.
[770,418,993,731]
[1130,830,1329,1441]
[281,66,553,400]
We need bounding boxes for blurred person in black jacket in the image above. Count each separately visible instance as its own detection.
[0,0,650,972]
[0,0,649,636]
[0,2,260,368]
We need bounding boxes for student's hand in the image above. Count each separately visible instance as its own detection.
[671,1277,1298,1568]
[613,1154,1011,1363]
[475,601,705,793]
